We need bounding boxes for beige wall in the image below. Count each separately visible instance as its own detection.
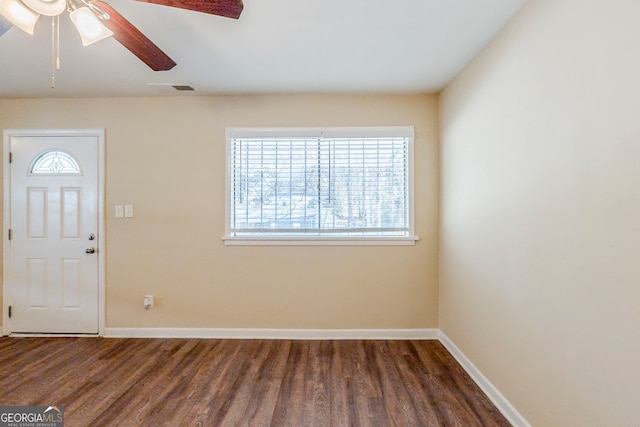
[439,1,640,426]
[0,94,439,330]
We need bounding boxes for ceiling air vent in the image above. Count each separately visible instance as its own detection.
[147,83,196,93]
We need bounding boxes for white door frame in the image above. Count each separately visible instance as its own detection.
[2,129,106,336]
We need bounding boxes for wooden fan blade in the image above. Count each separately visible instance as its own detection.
[91,1,177,71]
[0,16,13,36]
[135,0,243,19]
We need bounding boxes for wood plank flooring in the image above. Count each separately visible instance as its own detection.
[0,338,511,426]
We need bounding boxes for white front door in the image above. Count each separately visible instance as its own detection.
[7,132,101,334]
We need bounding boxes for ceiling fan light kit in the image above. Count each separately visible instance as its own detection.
[22,0,66,16]
[0,0,40,35]
[68,4,112,46]
[0,0,243,72]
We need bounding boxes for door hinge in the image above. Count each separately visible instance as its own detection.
[8,152,12,163]
[8,306,11,318]
[8,229,12,240]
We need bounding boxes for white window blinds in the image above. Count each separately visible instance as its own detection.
[227,127,414,239]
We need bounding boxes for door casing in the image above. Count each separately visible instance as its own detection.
[3,129,106,336]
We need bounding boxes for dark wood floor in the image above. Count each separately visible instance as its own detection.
[0,338,510,426]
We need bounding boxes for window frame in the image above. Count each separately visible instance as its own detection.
[223,126,418,246]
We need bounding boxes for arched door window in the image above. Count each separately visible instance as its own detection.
[30,150,81,175]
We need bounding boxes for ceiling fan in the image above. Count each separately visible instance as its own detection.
[0,0,243,71]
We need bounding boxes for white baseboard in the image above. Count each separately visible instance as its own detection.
[103,327,439,340]
[439,332,531,427]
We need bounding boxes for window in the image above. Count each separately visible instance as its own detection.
[30,150,81,175]
[224,127,417,245]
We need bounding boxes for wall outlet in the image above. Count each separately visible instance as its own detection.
[144,295,154,309]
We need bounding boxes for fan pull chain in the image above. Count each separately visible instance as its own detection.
[51,17,55,88]
[50,16,61,88]
[56,15,60,71]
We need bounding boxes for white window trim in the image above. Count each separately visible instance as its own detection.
[223,126,418,246]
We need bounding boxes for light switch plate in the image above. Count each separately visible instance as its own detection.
[144,295,154,309]
[115,205,124,218]
[124,204,134,218]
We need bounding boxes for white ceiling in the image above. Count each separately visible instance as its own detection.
[0,0,527,98]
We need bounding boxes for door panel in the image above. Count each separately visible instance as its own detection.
[27,258,48,307]
[9,135,99,334]
[27,188,48,238]
[62,258,82,308]
[62,188,82,238]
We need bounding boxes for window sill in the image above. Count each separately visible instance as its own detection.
[222,236,419,246]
